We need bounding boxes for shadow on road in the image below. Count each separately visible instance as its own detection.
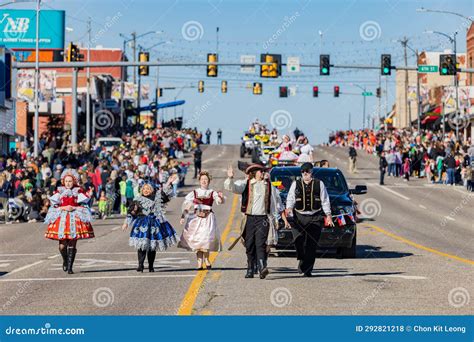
[357,245,413,259]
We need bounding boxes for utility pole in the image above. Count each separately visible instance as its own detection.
[33,0,40,157]
[155,59,159,127]
[378,73,381,127]
[415,49,422,132]
[137,46,141,127]
[453,31,460,140]
[401,37,410,129]
[132,32,137,84]
[362,86,366,130]
[216,27,219,53]
[71,68,78,147]
[86,17,91,146]
[348,112,351,130]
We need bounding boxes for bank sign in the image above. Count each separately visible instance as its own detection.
[0,9,65,49]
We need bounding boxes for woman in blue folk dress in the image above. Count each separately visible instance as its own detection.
[122,181,178,272]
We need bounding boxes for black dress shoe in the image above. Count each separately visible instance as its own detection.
[245,267,254,278]
[303,272,312,277]
[297,260,303,274]
[258,259,269,279]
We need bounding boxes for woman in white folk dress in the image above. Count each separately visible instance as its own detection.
[178,171,224,270]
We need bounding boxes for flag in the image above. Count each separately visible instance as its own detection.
[347,214,355,223]
[337,215,346,226]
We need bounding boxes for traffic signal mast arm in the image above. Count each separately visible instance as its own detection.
[13,61,474,73]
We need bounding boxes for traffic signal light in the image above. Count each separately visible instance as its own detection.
[279,86,288,98]
[139,51,149,76]
[320,54,330,75]
[221,80,227,93]
[207,53,218,77]
[156,88,163,97]
[439,54,456,75]
[253,82,262,95]
[381,54,391,75]
[376,87,381,98]
[198,80,204,93]
[260,54,281,78]
[66,42,84,62]
[313,86,319,97]
[334,85,340,97]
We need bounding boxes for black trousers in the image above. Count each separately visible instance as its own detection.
[379,169,385,185]
[292,212,323,274]
[194,161,202,177]
[244,215,269,265]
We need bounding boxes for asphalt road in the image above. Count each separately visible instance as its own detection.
[0,144,472,315]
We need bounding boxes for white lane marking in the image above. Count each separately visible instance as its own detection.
[369,183,410,200]
[0,260,14,263]
[444,216,455,221]
[0,274,196,282]
[419,205,427,209]
[0,263,11,267]
[0,254,46,257]
[7,260,44,275]
[382,275,427,280]
[74,252,194,255]
[48,254,60,259]
[111,226,121,231]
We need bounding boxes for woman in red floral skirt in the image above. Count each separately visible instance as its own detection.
[44,169,94,274]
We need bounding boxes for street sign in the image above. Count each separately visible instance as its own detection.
[418,65,438,73]
[287,56,300,73]
[0,9,65,50]
[362,92,373,96]
[240,55,256,74]
[289,86,297,96]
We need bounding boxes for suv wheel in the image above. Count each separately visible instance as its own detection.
[240,144,246,158]
[339,231,357,259]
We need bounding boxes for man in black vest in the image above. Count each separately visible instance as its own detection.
[285,162,334,277]
[225,163,283,279]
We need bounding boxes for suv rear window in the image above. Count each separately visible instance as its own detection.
[270,168,349,195]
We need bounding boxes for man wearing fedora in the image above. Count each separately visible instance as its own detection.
[225,163,283,279]
[285,162,334,277]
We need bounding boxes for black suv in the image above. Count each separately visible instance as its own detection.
[270,166,367,258]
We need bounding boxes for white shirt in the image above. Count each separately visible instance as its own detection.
[286,179,331,216]
[224,177,283,217]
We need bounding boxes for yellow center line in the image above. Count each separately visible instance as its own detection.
[363,223,474,266]
[177,195,239,315]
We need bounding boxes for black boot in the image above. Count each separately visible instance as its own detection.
[258,259,269,279]
[245,259,254,278]
[66,247,76,275]
[253,260,258,274]
[60,248,67,272]
[147,250,156,272]
[137,250,146,272]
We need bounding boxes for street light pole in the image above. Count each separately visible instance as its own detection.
[33,0,40,157]
[86,17,91,146]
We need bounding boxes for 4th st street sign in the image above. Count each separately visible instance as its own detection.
[418,65,439,73]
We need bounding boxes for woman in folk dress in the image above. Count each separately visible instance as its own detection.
[178,171,224,270]
[44,169,94,274]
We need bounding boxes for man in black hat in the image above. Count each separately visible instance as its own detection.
[225,163,283,279]
[285,162,334,277]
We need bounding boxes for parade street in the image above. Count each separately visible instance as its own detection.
[1,145,472,316]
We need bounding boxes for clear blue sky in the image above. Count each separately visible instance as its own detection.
[10,0,474,143]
